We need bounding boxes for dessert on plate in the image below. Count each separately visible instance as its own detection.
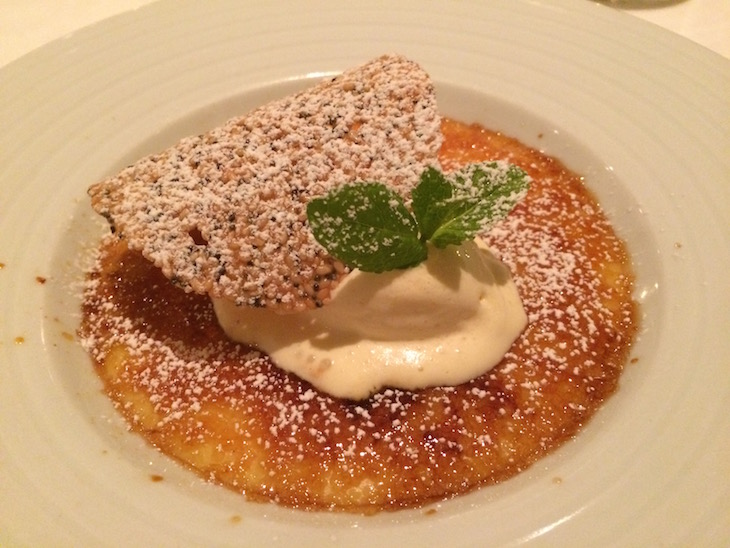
[80,54,637,512]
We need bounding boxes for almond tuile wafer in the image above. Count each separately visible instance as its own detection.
[89,54,442,312]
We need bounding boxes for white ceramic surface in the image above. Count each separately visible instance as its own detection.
[2,0,729,65]
[1,1,728,546]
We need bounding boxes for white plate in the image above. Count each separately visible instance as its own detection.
[1,0,728,545]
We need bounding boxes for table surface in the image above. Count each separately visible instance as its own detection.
[1,0,728,68]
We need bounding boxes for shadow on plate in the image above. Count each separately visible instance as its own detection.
[596,0,687,9]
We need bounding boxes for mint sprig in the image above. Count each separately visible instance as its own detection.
[307,161,529,272]
[306,182,427,273]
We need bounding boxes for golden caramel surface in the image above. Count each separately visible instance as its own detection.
[79,119,637,512]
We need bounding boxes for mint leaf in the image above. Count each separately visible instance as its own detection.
[413,162,529,249]
[307,182,427,272]
[306,162,529,273]
[410,166,454,241]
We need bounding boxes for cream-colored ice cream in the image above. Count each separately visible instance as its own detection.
[213,238,526,400]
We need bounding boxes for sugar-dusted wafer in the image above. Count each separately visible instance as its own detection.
[89,54,442,311]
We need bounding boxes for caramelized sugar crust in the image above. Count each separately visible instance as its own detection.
[79,119,638,512]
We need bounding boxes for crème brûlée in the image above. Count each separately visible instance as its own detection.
[79,55,637,512]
